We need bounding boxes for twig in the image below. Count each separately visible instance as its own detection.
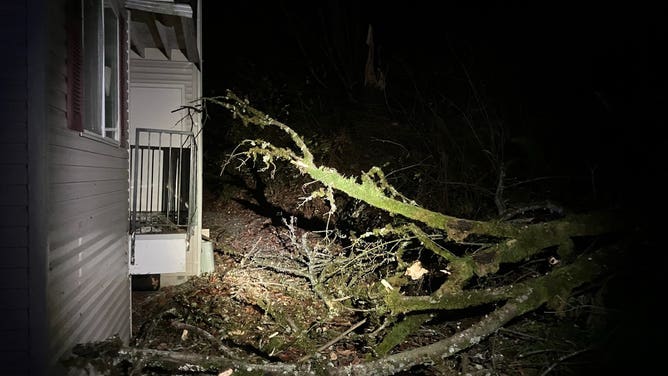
[506,175,573,188]
[129,355,147,376]
[498,327,547,342]
[385,156,432,178]
[369,316,393,337]
[370,137,410,155]
[494,166,506,215]
[170,321,236,358]
[518,348,557,358]
[171,321,218,344]
[298,318,367,362]
[540,347,592,376]
[500,201,564,222]
[240,237,263,266]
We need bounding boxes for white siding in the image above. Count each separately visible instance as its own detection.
[3,2,201,373]
[45,0,131,372]
[2,1,203,373]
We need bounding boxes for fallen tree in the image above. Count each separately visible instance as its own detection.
[65,91,625,375]
[66,245,620,375]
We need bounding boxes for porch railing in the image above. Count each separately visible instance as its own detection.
[130,128,196,264]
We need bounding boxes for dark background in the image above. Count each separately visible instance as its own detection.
[201,1,664,213]
[199,3,665,374]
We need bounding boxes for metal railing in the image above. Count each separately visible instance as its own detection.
[130,128,196,254]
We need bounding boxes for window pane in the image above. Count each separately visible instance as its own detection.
[104,6,119,140]
[83,0,103,134]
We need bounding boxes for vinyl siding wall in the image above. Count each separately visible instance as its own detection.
[45,0,131,372]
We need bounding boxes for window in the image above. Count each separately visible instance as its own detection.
[104,6,119,140]
[80,0,121,141]
[67,0,128,145]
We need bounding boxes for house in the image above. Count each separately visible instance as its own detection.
[0,0,203,374]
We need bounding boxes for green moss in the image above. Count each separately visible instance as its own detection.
[375,313,432,356]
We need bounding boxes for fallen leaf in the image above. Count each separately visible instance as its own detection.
[405,261,429,280]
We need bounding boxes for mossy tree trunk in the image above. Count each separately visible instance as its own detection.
[205,91,622,354]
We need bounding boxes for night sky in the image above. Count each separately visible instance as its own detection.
[202,2,663,112]
[201,2,665,218]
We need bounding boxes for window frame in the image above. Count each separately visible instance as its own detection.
[68,0,127,147]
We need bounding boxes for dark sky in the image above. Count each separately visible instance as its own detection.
[202,2,663,128]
